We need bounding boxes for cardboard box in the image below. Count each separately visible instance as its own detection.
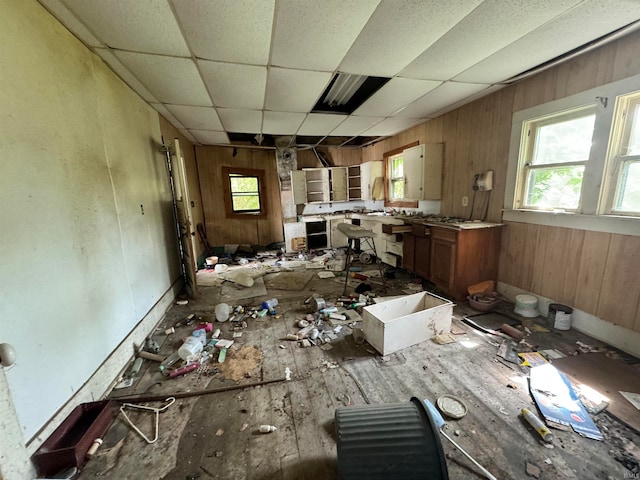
[362,292,453,355]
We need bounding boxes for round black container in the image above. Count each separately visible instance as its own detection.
[335,397,448,480]
[548,303,573,330]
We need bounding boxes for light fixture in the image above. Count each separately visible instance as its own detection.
[312,73,390,115]
[324,73,367,107]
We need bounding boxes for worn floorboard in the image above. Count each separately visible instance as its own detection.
[75,265,639,480]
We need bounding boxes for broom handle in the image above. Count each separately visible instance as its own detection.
[440,430,497,480]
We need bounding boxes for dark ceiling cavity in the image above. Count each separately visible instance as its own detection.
[312,73,390,115]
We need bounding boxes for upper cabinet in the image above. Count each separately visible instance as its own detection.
[347,165,362,200]
[403,144,443,201]
[292,167,348,204]
[360,160,383,200]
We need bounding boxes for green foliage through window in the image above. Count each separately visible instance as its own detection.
[230,174,261,213]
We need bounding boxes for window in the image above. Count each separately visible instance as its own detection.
[389,153,404,200]
[383,141,419,207]
[604,92,640,215]
[222,167,267,219]
[517,106,596,211]
[505,73,640,235]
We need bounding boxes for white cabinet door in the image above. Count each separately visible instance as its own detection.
[330,167,348,202]
[422,143,443,200]
[403,144,424,201]
[291,170,307,204]
[361,161,383,200]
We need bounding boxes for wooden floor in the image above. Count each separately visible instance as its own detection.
[76,264,640,480]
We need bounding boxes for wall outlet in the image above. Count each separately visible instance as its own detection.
[462,196,469,207]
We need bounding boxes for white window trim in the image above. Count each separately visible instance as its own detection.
[504,72,640,237]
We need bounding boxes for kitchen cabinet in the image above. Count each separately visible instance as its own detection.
[305,220,327,249]
[429,226,502,300]
[403,144,443,201]
[403,224,430,278]
[328,215,351,248]
[291,167,348,204]
[360,160,383,200]
[347,165,361,200]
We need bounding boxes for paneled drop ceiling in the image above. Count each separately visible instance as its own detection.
[39,0,640,147]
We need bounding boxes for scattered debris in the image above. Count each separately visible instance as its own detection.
[215,429,224,436]
[525,462,541,478]
[432,333,456,345]
[259,425,277,433]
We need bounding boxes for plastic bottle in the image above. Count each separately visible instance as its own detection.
[259,425,277,433]
[192,328,207,346]
[178,336,204,360]
[262,298,278,310]
[159,351,181,372]
[215,303,231,322]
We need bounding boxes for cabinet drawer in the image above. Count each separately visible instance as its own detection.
[411,224,430,237]
[386,240,403,256]
[431,227,457,243]
[380,251,401,267]
[382,223,412,234]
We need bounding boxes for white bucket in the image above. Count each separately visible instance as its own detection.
[549,303,573,330]
[514,294,539,317]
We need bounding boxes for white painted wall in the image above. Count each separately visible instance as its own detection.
[0,0,181,460]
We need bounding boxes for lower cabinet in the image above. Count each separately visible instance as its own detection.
[429,226,502,300]
[403,224,430,278]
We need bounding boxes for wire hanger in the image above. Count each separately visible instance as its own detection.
[119,397,175,444]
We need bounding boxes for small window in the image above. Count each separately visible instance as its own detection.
[222,167,267,219]
[389,153,404,201]
[605,92,640,215]
[516,106,596,211]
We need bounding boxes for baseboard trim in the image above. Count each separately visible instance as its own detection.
[497,282,640,358]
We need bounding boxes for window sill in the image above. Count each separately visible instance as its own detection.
[502,209,640,236]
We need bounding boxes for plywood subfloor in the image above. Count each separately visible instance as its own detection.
[76,269,639,480]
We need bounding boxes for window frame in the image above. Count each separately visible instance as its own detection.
[383,141,419,208]
[504,73,640,237]
[514,105,596,212]
[222,166,267,220]
[601,91,640,216]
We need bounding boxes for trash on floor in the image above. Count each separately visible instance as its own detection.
[529,363,602,440]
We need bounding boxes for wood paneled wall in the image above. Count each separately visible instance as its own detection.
[297,147,362,169]
[500,223,640,332]
[196,146,283,246]
[352,30,640,332]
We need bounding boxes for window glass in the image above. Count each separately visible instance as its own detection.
[518,107,595,211]
[389,154,404,200]
[230,174,260,212]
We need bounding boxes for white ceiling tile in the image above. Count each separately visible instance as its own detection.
[271,0,380,71]
[95,49,159,103]
[395,82,490,118]
[61,0,189,56]
[329,116,385,136]
[265,68,332,112]
[164,105,223,131]
[361,117,425,137]
[262,112,306,135]
[353,78,441,116]
[39,0,104,47]
[172,0,274,64]
[297,114,347,136]
[455,0,640,84]
[339,0,483,77]
[150,103,185,129]
[189,130,230,145]
[113,52,211,106]
[400,0,582,80]
[217,109,263,133]
[428,84,506,118]
[178,128,200,145]
[197,61,266,110]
